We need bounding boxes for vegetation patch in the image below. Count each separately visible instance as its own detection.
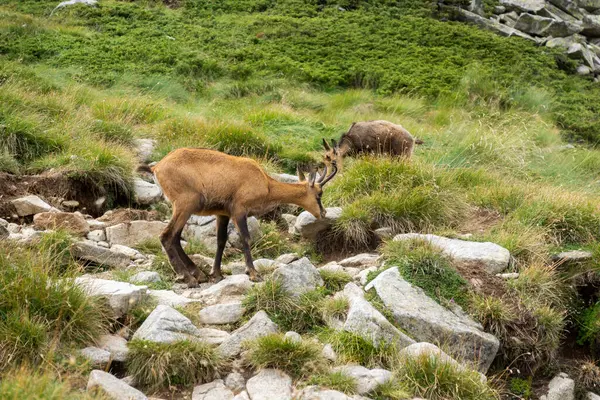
[319,269,352,293]
[318,329,398,369]
[306,371,357,394]
[127,339,223,390]
[0,368,99,400]
[245,333,325,379]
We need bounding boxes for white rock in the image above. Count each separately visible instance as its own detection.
[71,240,132,269]
[587,392,600,400]
[552,250,593,263]
[253,258,283,273]
[275,253,299,264]
[393,233,510,274]
[193,275,253,305]
[217,311,278,359]
[297,386,354,400]
[294,207,342,239]
[272,257,323,297]
[356,266,378,286]
[246,369,292,400]
[540,373,574,400]
[80,346,111,368]
[87,229,106,242]
[234,391,251,400]
[133,178,162,205]
[281,213,298,235]
[148,289,197,307]
[88,220,107,230]
[0,218,7,228]
[322,344,337,362]
[192,380,234,400]
[105,221,167,247]
[338,253,380,268]
[366,268,499,373]
[284,331,302,343]
[11,195,53,216]
[111,244,145,260]
[332,365,391,395]
[7,222,20,233]
[132,304,203,344]
[87,370,147,400]
[199,302,245,325]
[197,327,231,345]
[225,372,246,393]
[134,138,156,162]
[270,173,300,183]
[339,283,414,349]
[496,273,519,280]
[130,271,161,284]
[97,334,129,362]
[75,276,147,318]
[500,0,545,12]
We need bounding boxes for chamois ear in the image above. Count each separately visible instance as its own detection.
[331,139,338,154]
[297,166,306,182]
[308,170,317,187]
[322,138,331,151]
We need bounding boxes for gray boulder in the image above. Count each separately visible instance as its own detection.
[87,370,147,400]
[297,386,355,400]
[332,365,392,395]
[191,275,252,305]
[366,268,499,373]
[80,346,111,368]
[148,289,197,307]
[500,0,546,12]
[133,178,162,205]
[11,195,53,216]
[514,13,582,37]
[549,0,585,18]
[457,8,538,42]
[192,379,234,400]
[199,302,245,325]
[246,369,292,400]
[583,15,600,37]
[105,221,167,247]
[394,233,510,274]
[134,138,156,162]
[272,257,324,297]
[294,207,342,239]
[578,0,600,12]
[130,271,162,284]
[97,334,129,362]
[224,372,246,393]
[540,373,575,400]
[217,311,278,359]
[75,276,146,318]
[337,283,414,349]
[338,253,380,268]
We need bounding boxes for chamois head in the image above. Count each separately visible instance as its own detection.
[297,163,338,219]
[322,138,340,171]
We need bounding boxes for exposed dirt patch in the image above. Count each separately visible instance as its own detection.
[453,261,508,299]
[0,172,131,218]
[458,207,502,235]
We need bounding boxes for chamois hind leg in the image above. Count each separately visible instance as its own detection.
[234,214,261,282]
[161,201,202,287]
[209,215,229,283]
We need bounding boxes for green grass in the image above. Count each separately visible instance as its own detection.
[318,269,352,293]
[0,368,103,400]
[306,371,358,394]
[318,329,398,369]
[126,339,223,390]
[244,333,325,379]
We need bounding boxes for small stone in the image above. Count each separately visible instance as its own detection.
[322,344,337,362]
[133,178,162,205]
[246,369,292,400]
[284,331,302,343]
[62,200,80,208]
[87,229,106,242]
[275,253,299,264]
[552,250,593,264]
[272,257,323,297]
[217,311,278,359]
[496,272,519,279]
[332,365,392,395]
[132,304,203,344]
[192,380,234,400]
[338,253,380,268]
[80,347,111,368]
[11,195,53,216]
[87,370,147,400]
[541,372,574,400]
[294,207,342,239]
[75,276,147,318]
[97,334,129,362]
[193,275,253,305]
[130,271,162,284]
[225,372,246,393]
[110,244,145,260]
[199,302,245,325]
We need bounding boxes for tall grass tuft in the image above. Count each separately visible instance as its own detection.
[0,368,100,400]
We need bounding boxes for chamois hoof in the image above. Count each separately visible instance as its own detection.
[247,271,263,282]
[209,273,224,283]
[185,277,199,288]
[193,268,209,283]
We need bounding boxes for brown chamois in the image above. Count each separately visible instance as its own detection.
[322,120,423,169]
[150,148,338,286]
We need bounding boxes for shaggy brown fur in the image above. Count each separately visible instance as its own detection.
[151,148,337,286]
[322,120,423,169]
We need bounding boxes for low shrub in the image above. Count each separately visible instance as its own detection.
[509,377,532,399]
[245,333,325,379]
[127,339,222,390]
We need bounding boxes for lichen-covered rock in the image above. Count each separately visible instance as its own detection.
[224,372,246,393]
[105,221,167,247]
[338,253,380,268]
[80,347,111,368]
[500,0,545,12]
[366,268,499,373]
[540,373,575,400]
[34,212,90,235]
[294,207,342,239]
[199,302,245,325]
[192,380,234,400]
[132,304,203,344]
[148,289,197,307]
[217,311,278,358]
[130,271,161,284]
[246,369,292,400]
[393,233,510,274]
[337,283,414,349]
[191,275,253,305]
[87,370,147,400]
[584,15,600,38]
[97,334,129,362]
[133,178,162,205]
[11,195,53,216]
[514,13,582,37]
[75,276,146,318]
[272,257,323,297]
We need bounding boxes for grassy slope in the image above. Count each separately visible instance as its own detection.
[2,0,600,397]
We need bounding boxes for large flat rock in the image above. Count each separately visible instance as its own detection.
[133,304,207,344]
[71,240,131,269]
[394,233,510,274]
[217,311,278,359]
[272,257,323,297]
[366,268,499,373]
[75,276,147,318]
[246,369,292,400]
[105,221,167,247]
[87,370,147,400]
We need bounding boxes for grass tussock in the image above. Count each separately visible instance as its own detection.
[319,329,398,369]
[0,368,101,400]
[251,221,294,259]
[242,278,326,333]
[307,371,357,394]
[319,269,353,293]
[127,339,223,390]
[245,333,325,379]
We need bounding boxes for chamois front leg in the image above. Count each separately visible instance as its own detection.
[235,214,261,282]
[210,215,229,283]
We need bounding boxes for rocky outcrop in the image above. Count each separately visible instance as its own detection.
[246,369,293,400]
[217,311,278,358]
[366,268,499,373]
[394,233,511,274]
[332,365,392,395]
[294,207,342,239]
[87,370,147,400]
[33,212,89,235]
[75,277,146,318]
[105,221,167,247]
[11,195,54,216]
[272,257,324,297]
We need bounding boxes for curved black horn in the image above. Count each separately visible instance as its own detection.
[318,165,328,183]
[320,164,338,187]
[322,138,331,151]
